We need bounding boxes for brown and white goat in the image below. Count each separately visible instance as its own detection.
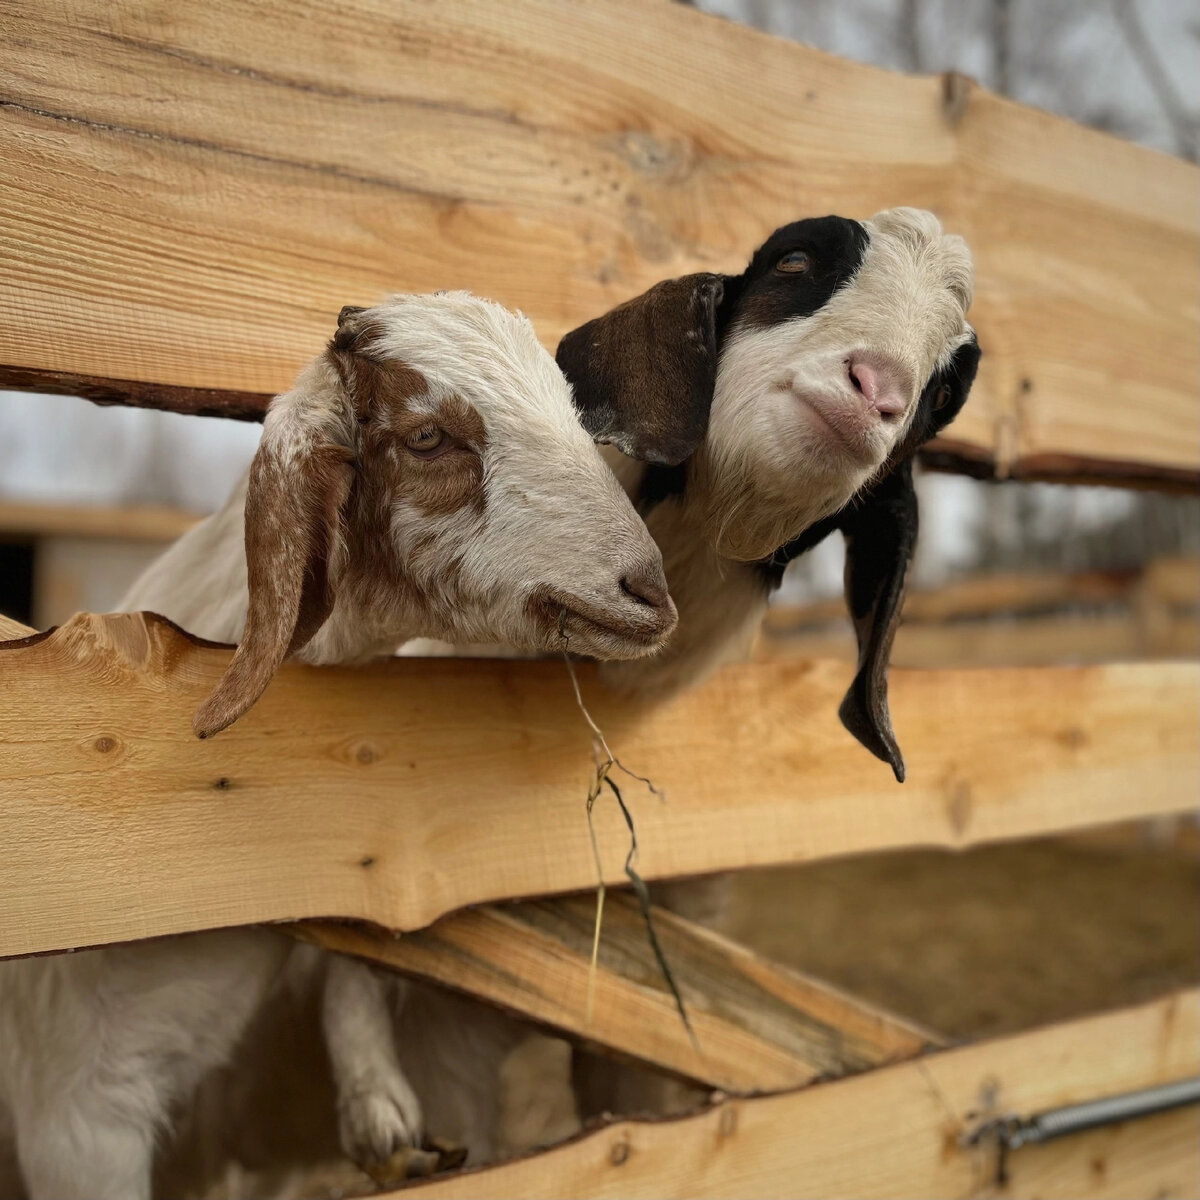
[0,291,677,1200]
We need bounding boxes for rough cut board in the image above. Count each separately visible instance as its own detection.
[1,0,1197,487]
[1,612,1196,959]
[295,896,936,1094]
[395,990,1200,1200]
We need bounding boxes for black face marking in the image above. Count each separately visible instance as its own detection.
[889,332,981,463]
[721,216,870,334]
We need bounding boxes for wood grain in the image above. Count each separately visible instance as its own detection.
[0,1,1196,486]
[295,896,936,1094]
[395,990,1200,1200]
[1,612,1196,959]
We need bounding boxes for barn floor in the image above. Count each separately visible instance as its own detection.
[725,823,1200,1039]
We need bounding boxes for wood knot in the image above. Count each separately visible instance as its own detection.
[94,736,117,754]
[618,132,688,178]
[356,743,378,765]
[609,1139,630,1166]
[213,777,233,791]
[360,856,376,869]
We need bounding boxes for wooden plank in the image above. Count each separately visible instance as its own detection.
[763,558,1200,628]
[1,1,1196,487]
[0,613,31,641]
[0,500,202,542]
[760,557,1200,667]
[295,896,937,1094]
[759,610,1200,669]
[1,612,1196,959]
[395,990,1200,1200]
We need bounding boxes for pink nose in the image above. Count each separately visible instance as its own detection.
[848,358,908,417]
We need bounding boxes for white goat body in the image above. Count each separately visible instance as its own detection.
[0,291,676,1200]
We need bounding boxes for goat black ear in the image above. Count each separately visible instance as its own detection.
[764,333,982,781]
[895,330,982,459]
[556,274,725,466]
[836,459,918,783]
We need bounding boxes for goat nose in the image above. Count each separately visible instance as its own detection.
[619,562,671,611]
[848,358,907,417]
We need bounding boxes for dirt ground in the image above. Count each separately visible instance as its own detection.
[725,824,1200,1039]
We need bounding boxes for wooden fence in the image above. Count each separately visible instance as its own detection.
[1,2,1197,1196]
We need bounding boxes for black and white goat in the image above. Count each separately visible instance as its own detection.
[559,204,980,779]
[555,204,980,1117]
[0,291,677,1200]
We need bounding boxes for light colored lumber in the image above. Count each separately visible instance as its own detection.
[0,613,32,641]
[760,557,1200,667]
[0,1,1196,486]
[764,558,1200,628]
[295,896,936,1094]
[0,500,201,542]
[759,609,1200,668]
[395,990,1200,1200]
[1,611,1196,959]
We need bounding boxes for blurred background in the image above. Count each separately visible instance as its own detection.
[2,0,1197,667]
[0,11,1195,1191]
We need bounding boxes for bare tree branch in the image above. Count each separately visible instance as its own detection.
[1113,0,1197,161]
[900,0,923,72]
[990,0,1013,95]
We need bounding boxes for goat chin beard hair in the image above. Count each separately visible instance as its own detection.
[691,445,871,564]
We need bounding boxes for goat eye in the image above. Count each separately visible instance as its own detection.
[776,250,811,274]
[404,425,446,457]
[933,384,952,411]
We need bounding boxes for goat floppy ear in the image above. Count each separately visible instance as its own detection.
[193,378,355,739]
[836,459,918,783]
[556,273,724,466]
[840,333,981,777]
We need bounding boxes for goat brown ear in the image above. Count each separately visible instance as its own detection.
[836,460,918,783]
[556,273,724,466]
[192,385,355,739]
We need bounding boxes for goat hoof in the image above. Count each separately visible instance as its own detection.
[338,1084,424,1171]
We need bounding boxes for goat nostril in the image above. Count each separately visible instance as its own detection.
[848,360,879,404]
[620,570,669,611]
[850,358,907,418]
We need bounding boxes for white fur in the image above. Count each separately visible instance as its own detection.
[0,292,665,1199]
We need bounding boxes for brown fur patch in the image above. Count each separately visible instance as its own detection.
[193,437,354,738]
[350,355,488,518]
[556,273,723,467]
[197,329,491,736]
